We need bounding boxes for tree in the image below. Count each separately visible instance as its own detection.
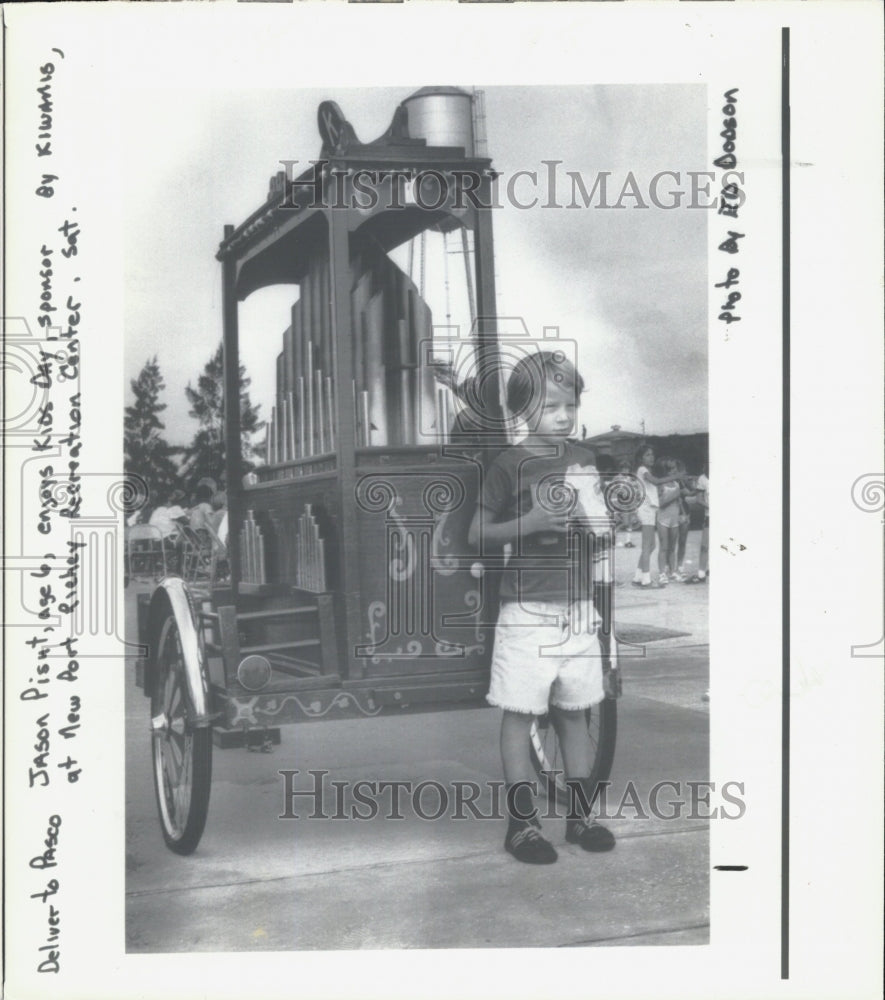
[181,343,263,490]
[124,356,180,507]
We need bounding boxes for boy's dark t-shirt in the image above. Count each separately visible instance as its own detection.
[480,440,597,603]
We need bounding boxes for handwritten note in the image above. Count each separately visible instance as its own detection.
[713,89,745,332]
[11,46,92,976]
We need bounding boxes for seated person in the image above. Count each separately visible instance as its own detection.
[216,511,228,550]
[149,491,188,541]
[209,492,228,552]
[188,484,215,533]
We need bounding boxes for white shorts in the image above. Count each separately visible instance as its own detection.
[487,600,605,715]
[637,503,658,527]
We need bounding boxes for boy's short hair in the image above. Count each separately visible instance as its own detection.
[506,350,584,418]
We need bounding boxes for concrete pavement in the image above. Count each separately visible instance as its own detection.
[125,530,709,951]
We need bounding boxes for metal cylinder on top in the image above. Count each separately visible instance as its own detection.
[401,87,475,155]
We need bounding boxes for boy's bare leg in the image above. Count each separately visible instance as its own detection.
[500,710,536,784]
[500,710,557,864]
[550,704,616,852]
[549,706,592,777]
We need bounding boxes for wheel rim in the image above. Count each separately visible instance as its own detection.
[530,708,602,800]
[152,618,195,841]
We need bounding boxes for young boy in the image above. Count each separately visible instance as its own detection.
[469,350,616,864]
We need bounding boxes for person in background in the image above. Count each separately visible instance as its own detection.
[689,467,710,702]
[631,445,680,588]
[187,482,227,572]
[673,460,692,579]
[614,459,639,546]
[594,454,617,492]
[210,491,229,552]
[149,490,188,541]
[686,469,709,584]
[654,457,683,585]
[589,453,618,562]
[188,483,215,532]
[126,506,147,528]
[148,490,188,571]
[591,455,621,543]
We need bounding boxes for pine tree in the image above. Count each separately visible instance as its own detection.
[124,356,179,509]
[182,343,263,490]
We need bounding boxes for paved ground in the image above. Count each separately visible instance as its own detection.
[125,530,709,952]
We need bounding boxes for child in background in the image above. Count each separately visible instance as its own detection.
[209,491,228,546]
[674,460,692,578]
[631,445,680,588]
[469,351,615,865]
[654,457,682,585]
[593,453,617,488]
[148,490,189,573]
[687,469,709,584]
[689,469,710,700]
[188,483,215,532]
[613,460,639,545]
[149,490,188,541]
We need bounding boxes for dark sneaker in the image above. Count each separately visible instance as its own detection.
[565,815,616,852]
[505,822,558,865]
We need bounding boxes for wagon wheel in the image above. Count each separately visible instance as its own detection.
[530,698,617,808]
[150,597,212,854]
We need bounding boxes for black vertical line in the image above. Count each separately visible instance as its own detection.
[781,25,791,982]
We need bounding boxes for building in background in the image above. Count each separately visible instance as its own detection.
[584,425,708,475]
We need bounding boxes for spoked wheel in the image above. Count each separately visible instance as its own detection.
[150,601,212,855]
[529,696,617,808]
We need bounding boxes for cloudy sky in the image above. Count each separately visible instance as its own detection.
[124,84,707,445]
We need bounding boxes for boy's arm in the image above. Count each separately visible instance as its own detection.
[469,452,568,550]
[468,505,519,548]
[468,501,567,549]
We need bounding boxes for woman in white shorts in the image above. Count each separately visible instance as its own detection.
[632,445,658,587]
[631,444,680,588]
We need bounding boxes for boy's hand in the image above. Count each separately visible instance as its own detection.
[522,503,569,536]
